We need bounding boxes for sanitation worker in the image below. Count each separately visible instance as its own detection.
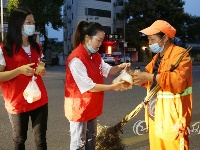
[132,20,192,150]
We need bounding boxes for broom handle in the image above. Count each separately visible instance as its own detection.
[114,46,192,132]
[170,46,192,72]
[114,84,161,132]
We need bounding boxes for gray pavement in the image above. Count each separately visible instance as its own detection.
[0,64,200,150]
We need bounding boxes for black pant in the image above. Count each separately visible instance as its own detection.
[8,104,48,150]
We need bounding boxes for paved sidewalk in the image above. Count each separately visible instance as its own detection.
[45,65,66,72]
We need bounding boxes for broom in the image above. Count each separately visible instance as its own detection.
[96,46,192,150]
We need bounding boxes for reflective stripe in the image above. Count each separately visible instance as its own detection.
[180,86,192,96]
[157,87,192,99]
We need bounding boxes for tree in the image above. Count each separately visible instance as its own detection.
[7,0,64,54]
[182,13,200,43]
[122,0,189,45]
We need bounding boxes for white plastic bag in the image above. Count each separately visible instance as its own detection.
[112,69,133,89]
[23,76,41,103]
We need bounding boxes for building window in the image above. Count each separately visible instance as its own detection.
[86,8,111,18]
[117,0,124,6]
[116,13,123,20]
[103,26,111,34]
[114,0,124,6]
[116,28,123,35]
[96,0,111,2]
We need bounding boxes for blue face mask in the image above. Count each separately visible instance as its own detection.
[87,45,97,54]
[149,43,164,53]
[149,36,165,53]
[22,25,35,37]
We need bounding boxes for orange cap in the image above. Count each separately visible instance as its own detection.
[139,20,176,38]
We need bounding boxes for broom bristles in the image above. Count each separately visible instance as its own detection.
[96,124,125,150]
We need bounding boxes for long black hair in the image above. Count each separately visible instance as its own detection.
[3,6,40,56]
[73,21,105,49]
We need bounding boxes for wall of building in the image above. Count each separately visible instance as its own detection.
[63,0,125,56]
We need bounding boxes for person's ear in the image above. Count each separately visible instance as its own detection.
[85,35,89,40]
[85,35,89,43]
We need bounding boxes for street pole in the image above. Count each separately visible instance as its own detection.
[1,0,4,41]
[123,18,126,62]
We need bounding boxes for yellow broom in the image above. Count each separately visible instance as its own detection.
[96,46,192,150]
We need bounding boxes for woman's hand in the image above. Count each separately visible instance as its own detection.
[35,61,46,76]
[118,62,131,70]
[37,68,46,76]
[19,63,35,76]
[109,62,131,76]
[111,81,127,91]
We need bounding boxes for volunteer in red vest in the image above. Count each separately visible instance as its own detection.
[65,21,131,150]
[0,7,48,150]
[132,20,192,150]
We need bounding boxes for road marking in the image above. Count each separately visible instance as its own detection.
[122,120,200,145]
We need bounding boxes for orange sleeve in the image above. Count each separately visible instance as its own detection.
[141,55,158,88]
[158,49,192,94]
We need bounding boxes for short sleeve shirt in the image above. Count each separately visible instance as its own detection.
[0,45,44,66]
[68,58,112,94]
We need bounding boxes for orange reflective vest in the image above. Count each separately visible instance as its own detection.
[65,44,104,122]
[144,44,192,140]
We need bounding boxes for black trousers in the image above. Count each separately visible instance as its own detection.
[8,104,48,150]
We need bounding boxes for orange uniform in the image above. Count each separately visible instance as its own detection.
[144,44,192,150]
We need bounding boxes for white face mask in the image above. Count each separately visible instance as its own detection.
[22,25,35,37]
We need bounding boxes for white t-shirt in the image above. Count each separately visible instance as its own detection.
[23,45,31,58]
[0,47,6,66]
[68,57,112,94]
[0,45,44,66]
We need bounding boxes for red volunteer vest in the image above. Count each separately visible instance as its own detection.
[0,44,48,114]
[65,44,104,122]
